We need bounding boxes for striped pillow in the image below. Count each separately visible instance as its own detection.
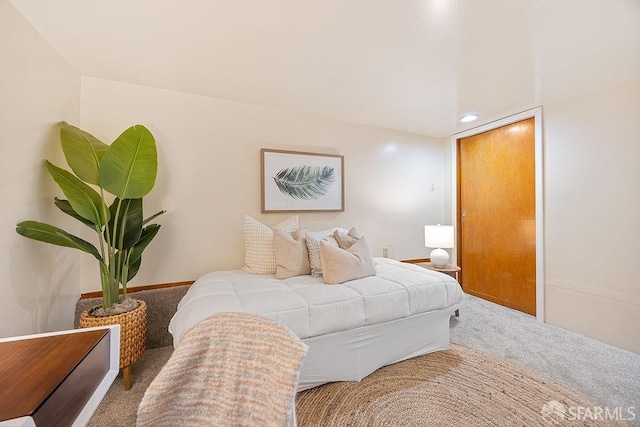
[242,215,299,275]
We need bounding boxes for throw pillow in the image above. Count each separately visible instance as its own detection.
[334,227,363,249]
[305,231,341,277]
[242,215,299,275]
[319,236,377,285]
[274,229,311,279]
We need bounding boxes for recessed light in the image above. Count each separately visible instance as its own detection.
[459,114,479,123]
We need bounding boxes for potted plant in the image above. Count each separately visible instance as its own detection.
[16,121,164,390]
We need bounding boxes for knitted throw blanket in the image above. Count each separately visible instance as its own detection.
[137,312,308,426]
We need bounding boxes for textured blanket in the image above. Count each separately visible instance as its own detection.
[137,312,308,426]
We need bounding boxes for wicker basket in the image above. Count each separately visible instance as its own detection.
[79,299,147,369]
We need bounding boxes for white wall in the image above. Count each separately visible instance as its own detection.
[544,77,640,353]
[0,0,81,337]
[78,77,447,293]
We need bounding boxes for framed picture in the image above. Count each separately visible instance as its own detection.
[261,149,345,213]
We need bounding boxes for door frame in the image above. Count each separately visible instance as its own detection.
[450,107,544,322]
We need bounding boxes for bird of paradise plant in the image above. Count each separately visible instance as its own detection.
[16,122,165,311]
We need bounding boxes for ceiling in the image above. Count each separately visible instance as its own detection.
[9,0,640,137]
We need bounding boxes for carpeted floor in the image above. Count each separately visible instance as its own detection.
[89,346,173,427]
[449,295,640,417]
[89,294,640,426]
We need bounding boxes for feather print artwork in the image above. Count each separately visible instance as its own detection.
[273,165,336,200]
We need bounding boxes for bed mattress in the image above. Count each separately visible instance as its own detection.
[169,258,464,348]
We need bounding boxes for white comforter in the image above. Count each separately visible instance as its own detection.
[169,258,464,347]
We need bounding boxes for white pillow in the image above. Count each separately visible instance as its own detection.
[319,236,377,285]
[304,228,345,277]
[274,229,311,279]
[242,215,299,275]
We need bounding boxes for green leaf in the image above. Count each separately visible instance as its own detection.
[54,198,96,229]
[99,125,157,199]
[126,255,142,282]
[105,198,143,250]
[143,209,166,226]
[110,225,160,285]
[273,165,336,200]
[128,224,161,264]
[46,161,109,227]
[60,122,109,185]
[16,221,102,261]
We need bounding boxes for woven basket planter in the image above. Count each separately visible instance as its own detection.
[79,299,147,369]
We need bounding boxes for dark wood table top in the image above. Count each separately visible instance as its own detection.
[0,329,107,422]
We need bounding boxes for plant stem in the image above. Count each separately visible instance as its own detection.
[100,263,109,309]
[112,198,124,302]
[121,250,131,300]
[100,188,118,307]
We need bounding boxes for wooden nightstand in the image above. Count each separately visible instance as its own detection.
[416,262,460,279]
[416,262,461,317]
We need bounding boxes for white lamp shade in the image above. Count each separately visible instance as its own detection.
[424,225,454,249]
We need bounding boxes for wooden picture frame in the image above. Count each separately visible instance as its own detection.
[261,149,345,213]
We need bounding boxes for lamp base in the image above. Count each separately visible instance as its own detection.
[429,248,449,268]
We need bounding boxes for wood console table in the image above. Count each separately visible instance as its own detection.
[0,326,119,427]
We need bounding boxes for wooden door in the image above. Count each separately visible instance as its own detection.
[457,118,536,315]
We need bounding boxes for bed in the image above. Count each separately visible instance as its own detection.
[169,257,464,391]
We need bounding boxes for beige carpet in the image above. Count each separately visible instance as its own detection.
[296,344,627,426]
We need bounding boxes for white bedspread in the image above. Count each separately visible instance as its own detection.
[169,258,464,347]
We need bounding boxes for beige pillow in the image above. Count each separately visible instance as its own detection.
[319,236,377,285]
[334,227,363,249]
[242,215,299,275]
[305,232,340,277]
[274,229,311,279]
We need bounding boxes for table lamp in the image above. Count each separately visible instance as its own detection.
[424,224,454,268]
